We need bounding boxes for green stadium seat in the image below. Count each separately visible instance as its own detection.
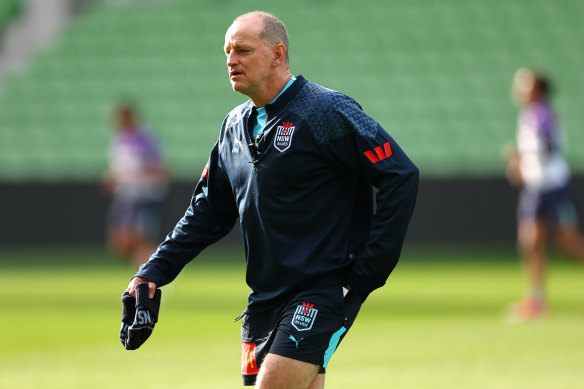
[0,0,582,180]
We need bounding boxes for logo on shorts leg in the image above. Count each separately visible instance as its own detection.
[274,122,295,152]
[291,301,318,331]
[241,342,259,375]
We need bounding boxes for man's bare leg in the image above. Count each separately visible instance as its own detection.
[508,218,548,321]
[255,354,322,389]
[556,225,584,262]
[518,219,548,299]
[107,226,133,259]
[309,374,325,389]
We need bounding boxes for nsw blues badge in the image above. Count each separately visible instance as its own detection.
[274,122,295,152]
[291,302,318,331]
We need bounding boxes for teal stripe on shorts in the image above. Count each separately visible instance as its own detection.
[323,326,347,368]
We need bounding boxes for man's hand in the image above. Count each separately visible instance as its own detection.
[120,280,161,350]
[126,277,157,299]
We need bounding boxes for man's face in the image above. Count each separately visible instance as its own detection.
[512,69,535,105]
[224,17,274,98]
[116,109,135,132]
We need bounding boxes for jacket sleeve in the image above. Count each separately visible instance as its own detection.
[327,95,419,298]
[134,141,238,286]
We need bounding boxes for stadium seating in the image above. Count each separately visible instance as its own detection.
[0,0,21,33]
[0,0,582,180]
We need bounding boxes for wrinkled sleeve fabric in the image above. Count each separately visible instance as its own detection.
[326,94,419,298]
[134,140,238,286]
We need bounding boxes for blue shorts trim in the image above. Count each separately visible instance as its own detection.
[323,326,347,368]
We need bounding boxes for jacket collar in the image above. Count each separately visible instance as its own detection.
[248,75,307,116]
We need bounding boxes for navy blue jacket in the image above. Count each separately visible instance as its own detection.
[135,75,418,312]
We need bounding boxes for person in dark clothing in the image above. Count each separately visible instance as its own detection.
[123,11,418,388]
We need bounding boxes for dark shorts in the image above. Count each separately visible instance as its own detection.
[240,285,363,386]
[107,195,164,241]
[518,183,578,226]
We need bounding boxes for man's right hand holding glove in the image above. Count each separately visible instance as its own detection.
[120,278,161,350]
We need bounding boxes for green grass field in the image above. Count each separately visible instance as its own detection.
[1,246,583,388]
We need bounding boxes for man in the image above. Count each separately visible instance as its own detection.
[123,11,418,388]
[103,104,168,268]
[504,68,584,322]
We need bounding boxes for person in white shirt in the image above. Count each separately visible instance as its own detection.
[505,68,584,321]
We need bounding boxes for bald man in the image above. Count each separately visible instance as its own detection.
[123,11,418,388]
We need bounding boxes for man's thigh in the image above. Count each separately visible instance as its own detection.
[255,354,321,389]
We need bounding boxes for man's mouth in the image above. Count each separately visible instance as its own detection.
[230,70,243,79]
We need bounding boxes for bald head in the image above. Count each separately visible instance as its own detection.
[234,11,289,64]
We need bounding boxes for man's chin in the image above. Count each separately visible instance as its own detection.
[231,82,248,94]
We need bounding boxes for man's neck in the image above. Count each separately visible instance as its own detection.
[250,71,293,108]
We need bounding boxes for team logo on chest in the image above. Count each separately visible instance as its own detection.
[274,122,295,152]
[291,301,318,331]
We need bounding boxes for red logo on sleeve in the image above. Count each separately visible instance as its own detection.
[363,142,392,163]
[201,166,209,178]
[241,342,259,375]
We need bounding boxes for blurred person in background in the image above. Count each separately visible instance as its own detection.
[504,67,584,321]
[103,103,168,268]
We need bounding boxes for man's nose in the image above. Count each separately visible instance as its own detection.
[226,51,237,66]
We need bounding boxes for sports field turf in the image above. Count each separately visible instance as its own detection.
[1,245,583,388]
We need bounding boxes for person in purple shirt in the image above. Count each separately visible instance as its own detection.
[102,104,168,268]
[504,68,584,322]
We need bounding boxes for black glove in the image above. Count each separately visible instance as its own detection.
[120,282,161,350]
[120,291,136,347]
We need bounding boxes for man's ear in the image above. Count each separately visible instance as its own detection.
[272,43,287,66]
